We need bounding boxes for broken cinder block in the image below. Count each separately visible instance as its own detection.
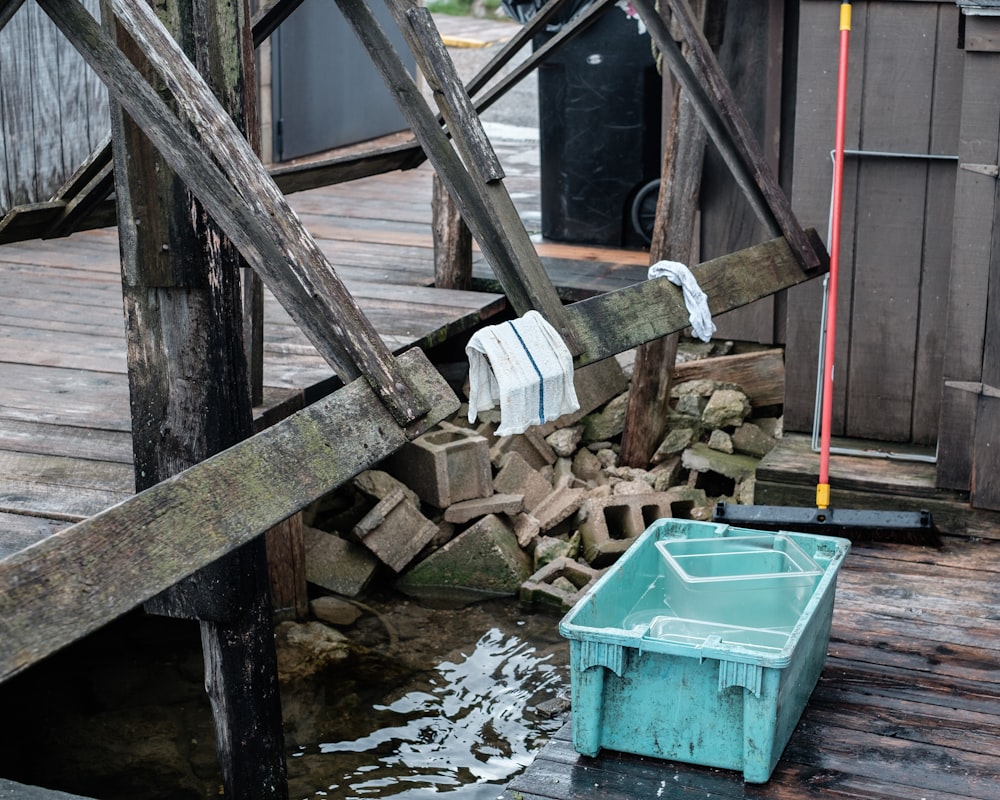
[520,556,602,613]
[303,526,379,597]
[352,488,438,572]
[579,491,685,567]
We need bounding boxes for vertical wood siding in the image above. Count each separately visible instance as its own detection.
[0,0,109,213]
[783,0,962,445]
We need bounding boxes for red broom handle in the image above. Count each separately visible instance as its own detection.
[817,2,851,510]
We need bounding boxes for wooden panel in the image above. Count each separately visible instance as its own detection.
[706,0,784,344]
[972,393,1000,510]
[785,0,867,434]
[938,47,1000,487]
[0,0,108,212]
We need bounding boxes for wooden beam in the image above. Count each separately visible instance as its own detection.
[0,348,458,683]
[631,0,820,270]
[566,229,828,367]
[36,0,428,427]
[620,0,707,468]
[338,0,577,349]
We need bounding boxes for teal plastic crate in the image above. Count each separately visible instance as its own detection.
[559,518,850,783]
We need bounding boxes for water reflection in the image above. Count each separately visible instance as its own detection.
[293,627,566,799]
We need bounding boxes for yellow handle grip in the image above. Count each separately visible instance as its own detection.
[841,2,852,31]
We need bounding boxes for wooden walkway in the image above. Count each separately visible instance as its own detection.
[0,133,649,561]
[505,535,1000,800]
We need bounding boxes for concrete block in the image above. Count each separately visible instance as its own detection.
[533,485,586,532]
[494,451,552,510]
[352,488,438,572]
[396,514,531,606]
[444,493,524,524]
[519,557,603,613]
[512,512,541,548]
[303,526,379,597]
[490,427,556,470]
[383,421,493,508]
[579,491,685,566]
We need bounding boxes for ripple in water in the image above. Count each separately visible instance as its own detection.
[292,627,566,800]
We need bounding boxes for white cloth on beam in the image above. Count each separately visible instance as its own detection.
[466,310,580,436]
[648,260,717,343]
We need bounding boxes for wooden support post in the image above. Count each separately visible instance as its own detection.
[620,0,708,468]
[102,0,287,796]
[432,173,472,290]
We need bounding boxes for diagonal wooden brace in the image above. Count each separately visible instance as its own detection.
[631,0,822,271]
[34,0,430,428]
[338,0,579,351]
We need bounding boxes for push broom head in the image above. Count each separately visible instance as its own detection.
[714,502,939,545]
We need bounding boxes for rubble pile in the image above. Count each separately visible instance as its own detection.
[302,342,783,616]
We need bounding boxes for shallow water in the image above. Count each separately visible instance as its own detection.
[291,626,566,800]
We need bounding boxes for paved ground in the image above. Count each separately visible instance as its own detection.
[432,11,540,133]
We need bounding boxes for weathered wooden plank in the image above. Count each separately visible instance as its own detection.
[339,0,576,349]
[0,418,132,463]
[0,512,72,561]
[704,0,783,344]
[0,348,458,682]
[638,0,820,270]
[565,230,827,367]
[38,0,429,427]
[783,0,867,434]
[672,348,785,407]
[938,42,1000,487]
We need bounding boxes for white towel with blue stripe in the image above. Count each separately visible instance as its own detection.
[466,310,580,436]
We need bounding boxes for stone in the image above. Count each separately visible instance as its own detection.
[652,426,698,462]
[754,416,784,439]
[732,421,778,458]
[595,448,618,469]
[383,421,493,509]
[310,596,363,627]
[546,426,583,458]
[352,488,439,572]
[275,621,349,682]
[532,486,587,532]
[490,427,557,470]
[651,456,683,490]
[533,534,575,570]
[681,443,759,482]
[571,447,603,483]
[707,429,734,453]
[537,357,628,433]
[494,451,552,510]
[512,512,541,548]
[303,526,378,597]
[701,389,751,429]
[519,556,603,613]
[443,493,524,524]
[674,394,706,418]
[395,514,531,606]
[581,391,630,443]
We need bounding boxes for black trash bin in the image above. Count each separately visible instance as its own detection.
[504,1,662,247]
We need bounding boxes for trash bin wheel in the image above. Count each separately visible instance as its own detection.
[630,179,661,246]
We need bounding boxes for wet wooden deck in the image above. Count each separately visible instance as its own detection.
[505,535,1000,800]
[0,133,649,561]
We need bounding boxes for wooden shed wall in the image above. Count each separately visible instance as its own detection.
[0,0,109,213]
[782,0,963,444]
